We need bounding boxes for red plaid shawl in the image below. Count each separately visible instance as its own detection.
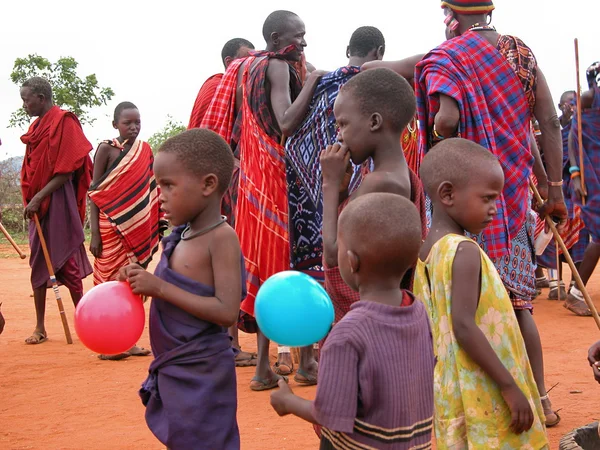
[88,140,160,267]
[188,73,223,129]
[416,32,534,260]
[21,106,92,222]
[202,47,303,315]
[237,49,302,315]
[200,59,246,142]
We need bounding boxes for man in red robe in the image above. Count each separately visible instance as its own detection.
[202,10,326,390]
[187,38,255,129]
[19,77,93,344]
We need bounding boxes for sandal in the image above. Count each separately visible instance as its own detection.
[536,277,550,289]
[540,395,561,427]
[294,368,318,386]
[250,375,288,391]
[548,283,567,301]
[564,294,592,316]
[235,350,257,367]
[273,360,294,376]
[25,331,48,345]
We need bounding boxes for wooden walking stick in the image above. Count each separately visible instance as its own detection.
[33,214,73,344]
[530,181,600,330]
[556,241,562,301]
[575,38,587,205]
[0,222,27,259]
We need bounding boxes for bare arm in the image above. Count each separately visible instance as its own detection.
[434,94,460,138]
[529,130,548,197]
[89,144,111,257]
[533,68,564,200]
[361,54,425,83]
[267,59,325,137]
[123,227,242,327]
[271,380,318,423]
[451,241,533,434]
[322,176,342,268]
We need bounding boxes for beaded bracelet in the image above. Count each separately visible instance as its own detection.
[569,166,581,174]
[548,180,564,187]
[571,171,581,179]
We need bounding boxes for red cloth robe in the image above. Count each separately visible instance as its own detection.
[188,74,224,129]
[20,106,93,222]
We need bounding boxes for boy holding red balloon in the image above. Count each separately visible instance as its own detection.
[270,193,435,449]
[118,129,245,450]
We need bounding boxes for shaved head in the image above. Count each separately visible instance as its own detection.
[339,193,422,276]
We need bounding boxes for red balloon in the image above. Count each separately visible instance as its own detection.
[75,281,145,354]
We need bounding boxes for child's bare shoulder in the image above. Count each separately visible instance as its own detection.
[210,224,242,253]
[357,170,411,199]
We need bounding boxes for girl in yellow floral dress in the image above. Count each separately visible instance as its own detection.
[415,139,548,449]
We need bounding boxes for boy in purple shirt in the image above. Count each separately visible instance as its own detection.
[270,193,435,449]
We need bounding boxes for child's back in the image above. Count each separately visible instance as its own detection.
[315,291,434,449]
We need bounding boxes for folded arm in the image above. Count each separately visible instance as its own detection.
[361,54,425,84]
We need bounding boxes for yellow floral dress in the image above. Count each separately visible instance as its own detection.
[414,234,548,449]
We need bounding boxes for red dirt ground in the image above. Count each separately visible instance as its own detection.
[1,242,599,449]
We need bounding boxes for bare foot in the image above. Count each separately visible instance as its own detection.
[128,345,151,356]
[236,350,258,367]
[25,329,47,345]
[250,373,288,391]
[295,359,318,385]
[98,352,131,361]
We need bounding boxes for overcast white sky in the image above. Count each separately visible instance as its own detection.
[0,0,597,161]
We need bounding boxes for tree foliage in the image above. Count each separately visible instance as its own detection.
[148,116,187,154]
[9,54,115,128]
[0,156,25,232]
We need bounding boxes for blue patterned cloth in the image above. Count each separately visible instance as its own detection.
[538,122,590,267]
[572,86,600,242]
[285,66,363,280]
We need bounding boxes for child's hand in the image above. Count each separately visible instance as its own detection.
[587,340,600,383]
[270,379,294,416]
[117,264,143,282]
[321,143,351,192]
[127,268,164,297]
[500,384,534,434]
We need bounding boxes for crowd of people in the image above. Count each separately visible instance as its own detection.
[6,0,600,448]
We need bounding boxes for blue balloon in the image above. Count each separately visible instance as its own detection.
[255,271,334,347]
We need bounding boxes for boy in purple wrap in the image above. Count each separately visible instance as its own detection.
[118,129,244,449]
[270,193,435,450]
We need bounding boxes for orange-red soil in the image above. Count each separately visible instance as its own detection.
[1,243,599,449]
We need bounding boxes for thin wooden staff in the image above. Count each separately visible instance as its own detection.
[0,222,27,259]
[530,181,600,330]
[575,38,587,205]
[33,214,73,344]
[556,241,562,300]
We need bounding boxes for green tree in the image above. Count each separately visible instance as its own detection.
[9,54,114,128]
[148,116,187,154]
